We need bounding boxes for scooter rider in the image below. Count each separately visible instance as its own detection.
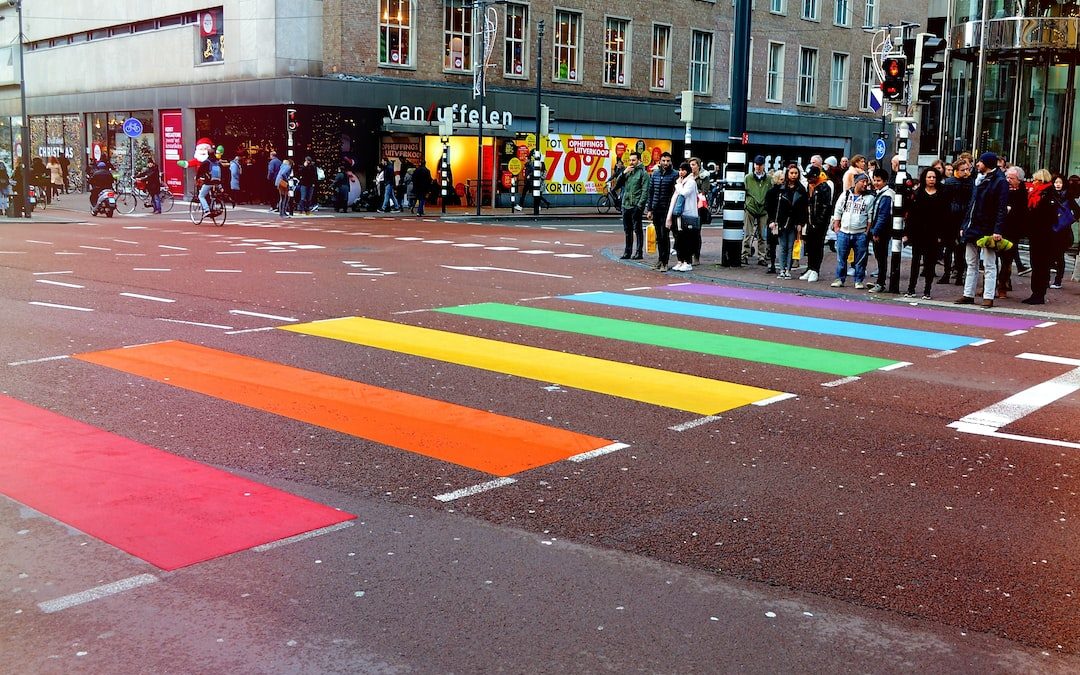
[88,161,114,208]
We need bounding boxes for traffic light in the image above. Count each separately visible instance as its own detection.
[912,32,946,105]
[881,57,906,102]
[286,108,298,131]
[675,90,694,123]
[539,104,551,136]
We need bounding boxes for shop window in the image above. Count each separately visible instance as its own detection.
[829,52,849,108]
[504,3,528,78]
[553,10,581,83]
[689,30,713,95]
[197,9,224,64]
[444,0,473,73]
[380,0,413,67]
[766,41,785,102]
[798,46,818,105]
[603,17,630,87]
[651,24,671,91]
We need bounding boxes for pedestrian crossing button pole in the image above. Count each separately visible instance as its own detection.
[439,109,452,215]
[887,117,914,294]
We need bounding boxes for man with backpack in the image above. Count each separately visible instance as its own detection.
[197,152,222,216]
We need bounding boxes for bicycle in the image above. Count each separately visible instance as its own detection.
[118,177,175,214]
[596,188,622,214]
[188,182,227,226]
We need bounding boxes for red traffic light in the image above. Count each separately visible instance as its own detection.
[881,57,906,102]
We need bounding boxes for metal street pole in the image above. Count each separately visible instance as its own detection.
[475,2,485,217]
[533,20,544,216]
[722,0,752,267]
[15,0,30,217]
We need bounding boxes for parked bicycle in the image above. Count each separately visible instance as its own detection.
[188,183,227,226]
[596,184,622,214]
[117,176,175,214]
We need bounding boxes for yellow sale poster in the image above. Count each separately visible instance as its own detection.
[538,135,672,195]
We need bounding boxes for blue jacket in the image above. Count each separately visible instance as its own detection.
[869,187,894,237]
[960,168,1008,242]
[647,166,677,213]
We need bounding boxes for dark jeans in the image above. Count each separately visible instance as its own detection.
[675,219,700,263]
[804,226,826,273]
[997,246,1015,293]
[1051,228,1074,285]
[653,211,671,264]
[941,238,965,281]
[1029,233,1051,300]
[907,242,936,295]
[622,206,643,256]
[872,235,890,287]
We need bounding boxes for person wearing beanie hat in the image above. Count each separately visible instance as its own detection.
[824,156,838,168]
[955,151,1009,307]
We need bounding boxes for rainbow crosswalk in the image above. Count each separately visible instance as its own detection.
[64,282,1039,481]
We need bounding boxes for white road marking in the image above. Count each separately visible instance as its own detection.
[1035,321,1057,328]
[228,309,298,322]
[133,267,171,272]
[948,421,1080,450]
[484,246,518,251]
[395,237,423,241]
[1004,329,1028,336]
[1017,353,1080,367]
[35,279,84,289]
[553,253,592,258]
[624,287,652,291]
[391,308,431,314]
[970,338,995,347]
[54,252,84,255]
[156,318,234,330]
[8,354,70,366]
[26,240,53,245]
[38,574,159,614]
[252,521,355,552]
[441,265,572,279]
[32,270,73,275]
[224,326,278,334]
[29,301,93,312]
[158,245,188,251]
[452,243,485,247]
[216,251,246,254]
[878,362,913,371]
[567,442,629,462]
[752,392,798,406]
[822,376,861,387]
[928,349,957,359]
[122,226,149,229]
[120,292,176,303]
[669,416,723,432]
[434,478,517,502]
[954,370,1080,430]
[78,245,111,251]
[421,239,455,244]
[275,270,314,275]
[291,244,325,249]
[113,239,139,244]
[205,269,243,273]
[517,250,553,255]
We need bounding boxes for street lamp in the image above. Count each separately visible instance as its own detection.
[470,0,508,216]
[533,20,543,216]
[8,1,27,217]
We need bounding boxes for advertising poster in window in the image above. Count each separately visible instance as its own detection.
[160,110,184,194]
[533,134,671,195]
[199,9,224,63]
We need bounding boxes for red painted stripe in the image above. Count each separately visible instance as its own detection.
[0,394,355,570]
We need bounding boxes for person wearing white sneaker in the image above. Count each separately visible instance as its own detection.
[666,161,700,274]
[804,166,833,284]
[829,172,875,288]
[806,270,819,282]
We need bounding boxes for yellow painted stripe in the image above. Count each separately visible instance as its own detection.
[281,317,782,415]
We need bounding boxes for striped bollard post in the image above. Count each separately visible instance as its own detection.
[531,153,542,215]
[887,121,912,294]
[440,146,449,215]
[509,175,517,213]
[721,150,747,267]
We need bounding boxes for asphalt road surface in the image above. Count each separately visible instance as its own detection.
[1,200,1079,673]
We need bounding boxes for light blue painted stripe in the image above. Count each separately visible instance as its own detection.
[559,292,982,351]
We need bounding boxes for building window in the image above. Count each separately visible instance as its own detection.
[860,56,874,110]
[651,24,671,90]
[444,0,472,72]
[604,17,631,87]
[829,52,848,108]
[834,0,850,26]
[197,9,224,64]
[379,0,413,67]
[689,30,713,95]
[504,3,528,77]
[770,0,786,13]
[863,0,877,28]
[728,35,753,100]
[798,47,817,105]
[801,0,819,20]
[553,10,582,82]
[766,41,785,102]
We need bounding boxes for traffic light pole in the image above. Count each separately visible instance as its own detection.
[887,117,914,294]
[723,0,752,267]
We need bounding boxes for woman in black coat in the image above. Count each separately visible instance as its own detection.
[902,167,948,299]
[767,164,809,280]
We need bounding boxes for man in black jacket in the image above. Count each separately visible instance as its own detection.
[955,152,1008,308]
[411,163,433,216]
[940,156,973,285]
[644,152,676,267]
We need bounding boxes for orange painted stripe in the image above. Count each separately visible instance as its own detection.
[74,341,616,477]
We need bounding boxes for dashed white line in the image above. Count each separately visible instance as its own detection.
[158,245,188,251]
[970,338,995,347]
[878,361,913,371]
[28,301,93,312]
[26,240,53,245]
[133,268,171,272]
[32,270,73,275]
[275,270,314,275]
[822,376,861,387]
[1035,321,1057,329]
[1017,353,1080,367]
[38,574,159,614]
[1004,329,1028,337]
[567,442,629,462]
[35,279,84,288]
[752,392,798,406]
[928,349,957,359]
[78,245,111,251]
[156,318,234,330]
[434,478,517,502]
[252,521,355,552]
[224,326,278,334]
[624,287,652,291]
[228,310,298,322]
[205,269,243,273]
[120,292,176,303]
[8,354,70,366]
[669,416,723,432]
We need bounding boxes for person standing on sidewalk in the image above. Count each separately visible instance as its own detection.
[667,161,700,272]
[867,168,894,293]
[830,172,875,288]
[767,164,808,279]
[645,152,677,267]
[412,162,433,216]
[996,166,1028,298]
[1047,174,1080,290]
[743,155,770,266]
[265,151,282,211]
[689,157,710,264]
[954,152,1009,308]
[801,166,832,283]
[619,151,649,260]
[296,156,319,215]
[940,156,974,285]
[1021,169,1056,305]
[902,167,947,299]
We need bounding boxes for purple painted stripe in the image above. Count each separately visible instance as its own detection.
[661,284,1041,331]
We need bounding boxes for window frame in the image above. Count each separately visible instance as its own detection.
[801,0,819,21]
[689,29,714,96]
[766,41,785,103]
[833,0,850,27]
[552,8,583,84]
[863,0,877,28]
[443,0,473,74]
[603,15,632,88]
[797,46,818,106]
[379,0,415,69]
[770,0,786,14]
[503,2,529,79]
[859,55,875,111]
[829,51,849,109]
[650,23,672,92]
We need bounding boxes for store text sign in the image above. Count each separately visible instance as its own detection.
[386,103,512,128]
[160,110,184,194]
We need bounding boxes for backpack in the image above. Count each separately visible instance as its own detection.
[209,162,221,181]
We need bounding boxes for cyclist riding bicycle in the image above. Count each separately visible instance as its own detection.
[135,156,163,214]
[196,153,222,216]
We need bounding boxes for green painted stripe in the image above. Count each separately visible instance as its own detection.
[437,303,898,377]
